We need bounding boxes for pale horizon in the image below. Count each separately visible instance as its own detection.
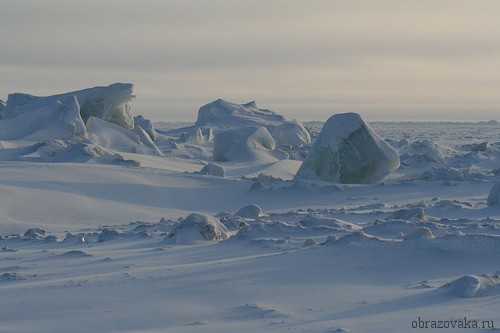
[1,1,499,122]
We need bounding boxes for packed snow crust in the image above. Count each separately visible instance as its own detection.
[0,85,499,333]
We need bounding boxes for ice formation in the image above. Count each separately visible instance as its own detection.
[487,182,500,207]
[2,83,134,130]
[195,99,311,146]
[398,139,446,165]
[86,117,161,156]
[167,213,228,244]
[295,113,400,184]
[213,126,280,162]
[132,126,165,156]
[134,115,158,141]
[0,95,87,141]
[199,163,225,177]
[180,127,205,145]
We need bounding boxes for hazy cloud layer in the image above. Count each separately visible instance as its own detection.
[1,0,499,121]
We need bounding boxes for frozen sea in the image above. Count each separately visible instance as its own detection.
[1,109,499,332]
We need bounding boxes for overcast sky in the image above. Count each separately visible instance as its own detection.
[1,0,499,121]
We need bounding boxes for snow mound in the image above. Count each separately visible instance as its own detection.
[60,250,93,258]
[444,273,500,298]
[487,182,500,207]
[167,213,228,244]
[295,113,400,184]
[213,126,283,162]
[195,99,311,145]
[390,207,426,221]
[199,163,225,177]
[233,220,302,241]
[23,228,46,240]
[3,83,134,130]
[235,204,264,219]
[98,229,124,242]
[403,227,435,241]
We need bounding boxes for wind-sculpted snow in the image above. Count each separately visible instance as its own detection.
[1,113,500,332]
[295,113,400,184]
[444,273,500,298]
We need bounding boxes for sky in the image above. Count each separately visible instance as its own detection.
[1,0,499,122]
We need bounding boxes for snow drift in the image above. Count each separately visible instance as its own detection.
[295,113,400,184]
[444,273,500,298]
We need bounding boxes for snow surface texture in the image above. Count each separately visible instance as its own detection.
[487,182,500,206]
[295,112,400,184]
[1,85,500,333]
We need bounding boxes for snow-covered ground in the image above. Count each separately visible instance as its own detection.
[0,85,499,332]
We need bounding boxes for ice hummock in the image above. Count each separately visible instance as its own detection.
[2,83,134,130]
[0,94,87,141]
[166,213,228,244]
[0,83,168,163]
[213,126,284,162]
[86,116,162,156]
[195,99,311,146]
[294,112,400,184]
